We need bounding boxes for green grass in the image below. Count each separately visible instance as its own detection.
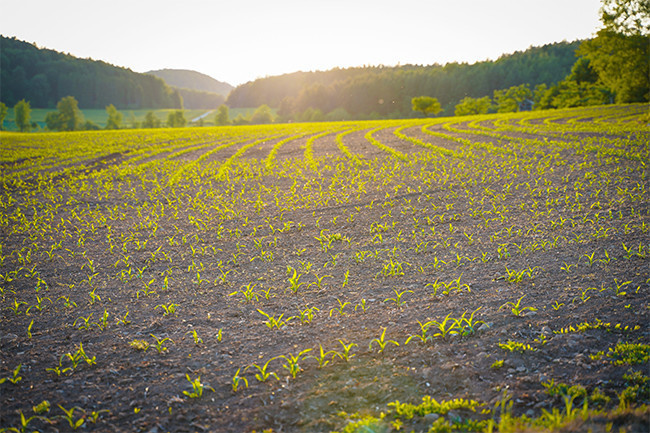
[1,108,234,131]
[1,106,280,131]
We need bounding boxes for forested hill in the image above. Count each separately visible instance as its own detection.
[0,36,182,109]
[146,69,233,96]
[226,40,581,117]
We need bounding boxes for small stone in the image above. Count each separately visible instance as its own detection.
[478,323,492,332]
[424,413,440,422]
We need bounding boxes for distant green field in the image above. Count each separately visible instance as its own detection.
[1,107,266,131]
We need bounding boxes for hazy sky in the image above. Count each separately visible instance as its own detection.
[2,0,603,86]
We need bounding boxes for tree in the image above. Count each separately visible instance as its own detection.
[142,111,161,128]
[14,99,31,132]
[493,85,533,112]
[599,0,649,36]
[577,0,649,102]
[45,112,62,131]
[454,96,491,116]
[58,96,83,131]
[411,96,442,117]
[214,105,230,126]
[250,104,274,124]
[0,102,8,130]
[166,110,186,128]
[105,104,123,129]
[44,96,84,131]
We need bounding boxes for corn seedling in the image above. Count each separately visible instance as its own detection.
[74,313,94,330]
[155,302,179,316]
[287,268,305,293]
[297,306,319,324]
[384,288,413,307]
[499,295,537,316]
[430,314,460,338]
[456,307,485,336]
[185,329,203,345]
[354,298,368,313]
[329,298,350,317]
[245,357,280,382]
[95,309,110,331]
[183,374,213,398]
[150,334,173,353]
[0,364,22,384]
[551,301,565,310]
[231,368,248,392]
[57,405,85,430]
[498,340,537,353]
[280,349,312,378]
[116,311,131,325]
[369,328,399,353]
[309,345,338,368]
[33,400,50,414]
[405,320,434,345]
[257,309,293,329]
[310,273,332,290]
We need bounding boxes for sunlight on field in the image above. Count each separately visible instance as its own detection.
[0,104,648,432]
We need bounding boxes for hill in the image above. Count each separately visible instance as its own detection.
[0,36,182,109]
[146,69,233,109]
[226,40,581,118]
[146,69,234,96]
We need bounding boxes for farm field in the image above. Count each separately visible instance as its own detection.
[0,104,649,432]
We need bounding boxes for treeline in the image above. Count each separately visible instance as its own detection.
[0,36,182,109]
[176,88,226,110]
[226,41,581,119]
[146,69,234,96]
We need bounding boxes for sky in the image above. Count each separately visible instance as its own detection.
[1,0,603,87]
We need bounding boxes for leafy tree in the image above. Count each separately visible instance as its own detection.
[599,0,649,36]
[454,96,491,116]
[411,96,442,117]
[232,114,249,125]
[567,57,600,85]
[493,85,532,112]
[45,112,62,131]
[105,104,123,129]
[325,107,351,121]
[166,110,186,128]
[54,96,84,131]
[83,120,101,130]
[14,99,31,132]
[577,0,649,102]
[250,104,274,124]
[0,102,8,130]
[297,107,324,122]
[142,111,161,128]
[45,96,84,131]
[214,105,230,125]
